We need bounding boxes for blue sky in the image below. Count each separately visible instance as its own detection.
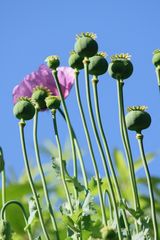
[0,0,160,180]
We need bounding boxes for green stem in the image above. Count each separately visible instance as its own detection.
[52,70,78,199]
[83,60,122,239]
[117,80,140,232]
[33,108,59,239]
[58,108,88,190]
[74,69,107,226]
[0,147,6,220]
[19,119,50,240]
[103,190,113,221]
[1,200,33,240]
[136,133,159,240]
[92,77,130,237]
[52,111,73,214]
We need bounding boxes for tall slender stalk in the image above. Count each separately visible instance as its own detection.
[92,76,130,236]
[58,108,88,190]
[19,119,50,240]
[33,108,59,239]
[155,67,160,92]
[83,60,122,239]
[136,133,159,240]
[1,200,33,240]
[52,70,78,199]
[117,80,140,210]
[0,147,6,220]
[52,110,73,214]
[74,69,107,226]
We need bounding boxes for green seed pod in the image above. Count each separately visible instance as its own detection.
[68,51,84,70]
[32,86,51,110]
[101,226,118,240]
[125,106,151,133]
[74,32,98,58]
[108,53,133,80]
[45,96,61,110]
[0,147,5,173]
[88,52,108,76]
[0,219,12,240]
[152,49,160,67]
[13,98,35,120]
[45,55,60,70]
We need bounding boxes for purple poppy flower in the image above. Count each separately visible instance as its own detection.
[13,64,75,104]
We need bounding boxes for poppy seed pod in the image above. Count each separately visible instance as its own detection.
[152,49,160,67]
[68,51,84,70]
[45,55,60,70]
[0,219,12,240]
[74,32,98,58]
[88,52,108,76]
[125,106,151,133]
[101,226,117,240]
[45,96,61,110]
[108,53,133,80]
[13,98,35,120]
[32,86,51,110]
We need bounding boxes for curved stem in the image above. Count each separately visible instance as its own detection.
[103,189,113,221]
[74,69,107,226]
[1,200,33,240]
[52,70,78,199]
[92,77,130,236]
[58,108,88,190]
[52,111,73,214]
[83,60,122,239]
[33,108,59,239]
[19,119,50,240]
[136,133,159,240]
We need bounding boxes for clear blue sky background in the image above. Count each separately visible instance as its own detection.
[0,0,160,180]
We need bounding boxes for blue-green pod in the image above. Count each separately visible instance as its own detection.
[74,33,98,58]
[125,106,151,133]
[13,98,35,120]
[45,55,60,70]
[32,87,51,110]
[68,51,84,70]
[88,53,108,76]
[45,95,61,110]
[152,49,160,67]
[108,53,133,80]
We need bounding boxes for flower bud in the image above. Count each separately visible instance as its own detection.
[125,106,151,133]
[74,32,98,58]
[152,49,160,67]
[13,98,35,120]
[88,52,108,76]
[45,55,60,70]
[45,96,61,110]
[101,226,117,240]
[0,147,5,173]
[32,86,51,110]
[68,51,84,70]
[0,219,12,240]
[108,53,133,80]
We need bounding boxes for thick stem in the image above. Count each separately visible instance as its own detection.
[52,70,78,199]
[19,120,50,240]
[0,200,33,240]
[33,108,59,239]
[92,77,130,236]
[155,67,160,90]
[83,61,122,239]
[58,108,88,190]
[74,69,107,226]
[136,133,159,240]
[52,111,73,214]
